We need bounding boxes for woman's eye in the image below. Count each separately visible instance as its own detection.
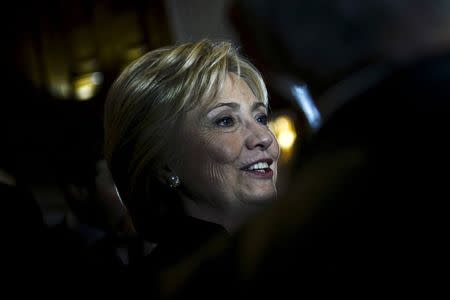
[215,116,234,127]
[256,114,268,125]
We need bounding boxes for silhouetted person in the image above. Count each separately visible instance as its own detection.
[156,0,450,297]
[0,165,48,287]
[45,158,136,287]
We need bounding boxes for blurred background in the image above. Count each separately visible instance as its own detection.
[2,0,304,225]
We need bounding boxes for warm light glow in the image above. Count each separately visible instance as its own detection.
[270,115,297,152]
[278,130,296,150]
[73,72,103,101]
[124,46,147,62]
[76,84,96,100]
[50,82,72,99]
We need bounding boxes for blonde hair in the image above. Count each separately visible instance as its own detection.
[103,40,267,232]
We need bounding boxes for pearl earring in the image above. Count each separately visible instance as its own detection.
[168,175,181,188]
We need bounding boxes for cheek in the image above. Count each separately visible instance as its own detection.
[198,133,243,188]
[179,132,243,183]
[203,132,243,164]
[270,131,281,161]
[274,137,281,160]
[270,132,280,181]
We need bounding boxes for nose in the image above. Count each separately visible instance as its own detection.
[245,121,274,151]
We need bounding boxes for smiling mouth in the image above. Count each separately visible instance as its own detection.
[240,159,274,178]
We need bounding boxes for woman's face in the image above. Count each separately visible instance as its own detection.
[174,73,279,214]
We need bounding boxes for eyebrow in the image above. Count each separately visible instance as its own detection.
[207,102,239,111]
[208,101,266,112]
[252,102,267,111]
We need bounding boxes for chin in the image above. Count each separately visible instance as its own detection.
[242,189,277,205]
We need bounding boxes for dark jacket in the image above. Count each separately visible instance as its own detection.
[159,53,450,298]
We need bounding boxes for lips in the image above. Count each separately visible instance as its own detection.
[240,158,274,179]
[240,158,274,171]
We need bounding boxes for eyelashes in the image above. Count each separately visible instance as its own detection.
[215,116,234,127]
[214,113,268,128]
[256,114,268,125]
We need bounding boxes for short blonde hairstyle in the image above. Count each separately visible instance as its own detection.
[104,40,268,233]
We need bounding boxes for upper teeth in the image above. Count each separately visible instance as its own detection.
[247,162,269,171]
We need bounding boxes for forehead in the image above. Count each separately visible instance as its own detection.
[203,73,265,109]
